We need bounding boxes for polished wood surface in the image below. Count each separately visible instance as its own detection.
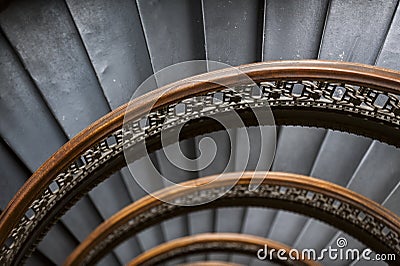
[64,171,400,265]
[128,233,319,266]
[2,61,400,263]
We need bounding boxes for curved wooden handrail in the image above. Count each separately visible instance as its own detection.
[64,172,400,265]
[128,233,319,266]
[2,61,400,264]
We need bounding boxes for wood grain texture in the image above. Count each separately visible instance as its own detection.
[64,172,400,265]
[2,60,400,262]
[128,233,319,266]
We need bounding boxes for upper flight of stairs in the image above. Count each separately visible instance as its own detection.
[1,0,400,265]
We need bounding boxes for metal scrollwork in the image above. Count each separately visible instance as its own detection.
[65,173,400,265]
[128,233,318,266]
[1,61,400,265]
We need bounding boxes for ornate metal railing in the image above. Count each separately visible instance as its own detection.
[64,172,400,265]
[127,233,318,266]
[1,61,400,264]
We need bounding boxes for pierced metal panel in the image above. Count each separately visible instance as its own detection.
[2,72,400,264]
[66,173,400,265]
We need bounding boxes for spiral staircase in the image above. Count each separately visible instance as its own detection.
[1,0,400,265]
